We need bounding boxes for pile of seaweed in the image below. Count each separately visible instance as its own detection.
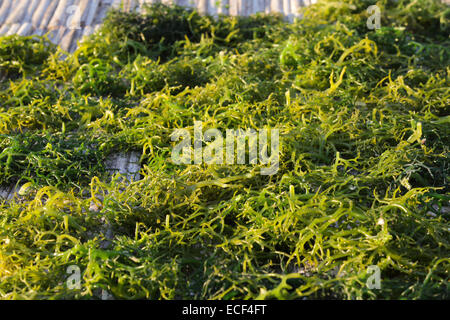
[0,0,448,299]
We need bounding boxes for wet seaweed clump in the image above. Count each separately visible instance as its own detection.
[0,35,55,80]
[0,1,449,300]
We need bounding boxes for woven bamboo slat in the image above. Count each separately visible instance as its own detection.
[5,0,30,25]
[0,0,11,25]
[38,0,59,30]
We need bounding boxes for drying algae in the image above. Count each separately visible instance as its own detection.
[0,0,449,299]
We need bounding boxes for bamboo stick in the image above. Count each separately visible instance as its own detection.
[283,0,291,15]
[17,22,33,36]
[244,0,253,16]
[259,0,267,13]
[0,23,10,35]
[111,0,123,9]
[229,0,238,15]
[291,0,297,17]
[253,0,262,14]
[0,0,11,25]
[217,0,229,15]
[6,23,21,36]
[85,0,100,27]
[94,1,113,25]
[60,28,77,51]
[208,0,217,16]
[131,0,139,12]
[105,152,141,182]
[270,0,282,13]
[5,0,30,25]
[24,0,41,22]
[48,0,73,28]
[0,184,21,201]
[47,28,58,43]
[81,25,95,41]
[32,0,52,27]
[75,0,91,27]
[50,26,66,43]
[177,0,190,7]
[66,0,84,29]
[67,30,83,53]
[134,0,143,13]
[122,0,130,11]
[68,29,82,52]
[184,0,195,8]
[198,0,207,14]
[131,0,140,11]
[34,28,45,36]
[39,0,59,30]
[237,0,243,15]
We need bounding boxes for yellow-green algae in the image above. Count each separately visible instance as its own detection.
[0,1,448,299]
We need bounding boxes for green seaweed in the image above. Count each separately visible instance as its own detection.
[0,1,448,300]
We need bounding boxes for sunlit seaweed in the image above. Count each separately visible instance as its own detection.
[0,1,448,299]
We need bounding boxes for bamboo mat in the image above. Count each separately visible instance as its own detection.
[0,0,315,52]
